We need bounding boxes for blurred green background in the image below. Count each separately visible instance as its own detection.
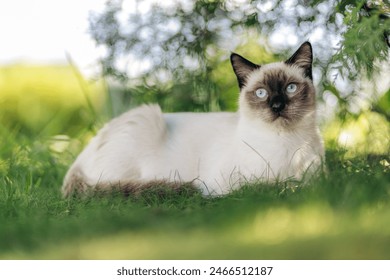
[0,0,389,259]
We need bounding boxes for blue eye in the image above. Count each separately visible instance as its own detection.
[255,88,268,100]
[286,83,297,95]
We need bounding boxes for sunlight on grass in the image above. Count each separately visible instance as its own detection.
[0,64,105,135]
[324,111,390,157]
[249,204,335,245]
[2,203,390,260]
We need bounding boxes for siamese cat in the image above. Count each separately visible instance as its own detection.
[62,42,324,197]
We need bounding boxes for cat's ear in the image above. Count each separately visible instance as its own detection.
[285,42,313,80]
[231,53,260,89]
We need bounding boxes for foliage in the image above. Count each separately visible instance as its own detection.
[89,0,389,116]
[331,1,390,79]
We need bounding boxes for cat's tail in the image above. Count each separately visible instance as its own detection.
[61,104,169,198]
[62,172,199,198]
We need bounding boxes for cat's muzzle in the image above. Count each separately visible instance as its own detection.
[271,101,285,113]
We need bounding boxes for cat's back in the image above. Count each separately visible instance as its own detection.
[64,105,237,178]
[163,111,237,138]
[100,105,238,142]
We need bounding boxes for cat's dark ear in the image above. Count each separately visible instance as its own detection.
[285,42,313,80]
[230,53,260,89]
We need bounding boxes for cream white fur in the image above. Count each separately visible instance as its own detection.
[62,103,323,196]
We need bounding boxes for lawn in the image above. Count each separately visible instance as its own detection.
[0,130,389,259]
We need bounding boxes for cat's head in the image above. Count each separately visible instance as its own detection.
[231,42,316,129]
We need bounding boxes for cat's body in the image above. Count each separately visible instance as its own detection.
[62,42,324,197]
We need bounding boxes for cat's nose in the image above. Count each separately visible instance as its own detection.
[271,101,285,113]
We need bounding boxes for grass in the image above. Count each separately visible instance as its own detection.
[0,128,389,260]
